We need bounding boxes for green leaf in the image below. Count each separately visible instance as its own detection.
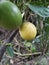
[6,46,14,58]
[1,0,10,1]
[26,3,49,17]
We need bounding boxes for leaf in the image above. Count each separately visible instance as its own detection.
[26,3,49,17]
[6,46,14,58]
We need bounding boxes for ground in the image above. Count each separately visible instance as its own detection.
[0,28,49,65]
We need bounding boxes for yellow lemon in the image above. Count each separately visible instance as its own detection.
[19,22,37,40]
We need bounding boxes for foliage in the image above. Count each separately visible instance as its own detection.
[6,43,14,57]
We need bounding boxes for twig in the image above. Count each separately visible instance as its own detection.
[14,52,42,56]
[14,38,32,52]
[0,29,18,61]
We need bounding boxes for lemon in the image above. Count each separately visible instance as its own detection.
[25,42,32,47]
[31,45,36,52]
[0,1,22,30]
[25,41,36,52]
[19,22,37,40]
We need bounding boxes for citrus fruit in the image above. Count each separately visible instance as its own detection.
[31,45,36,52]
[25,42,32,47]
[19,22,37,40]
[25,42,36,52]
[0,1,22,30]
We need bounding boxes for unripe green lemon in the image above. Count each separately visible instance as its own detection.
[25,42,32,48]
[19,22,37,40]
[0,1,22,30]
[31,45,36,52]
[25,42,36,52]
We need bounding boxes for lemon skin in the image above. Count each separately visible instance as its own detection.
[19,22,37,40]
